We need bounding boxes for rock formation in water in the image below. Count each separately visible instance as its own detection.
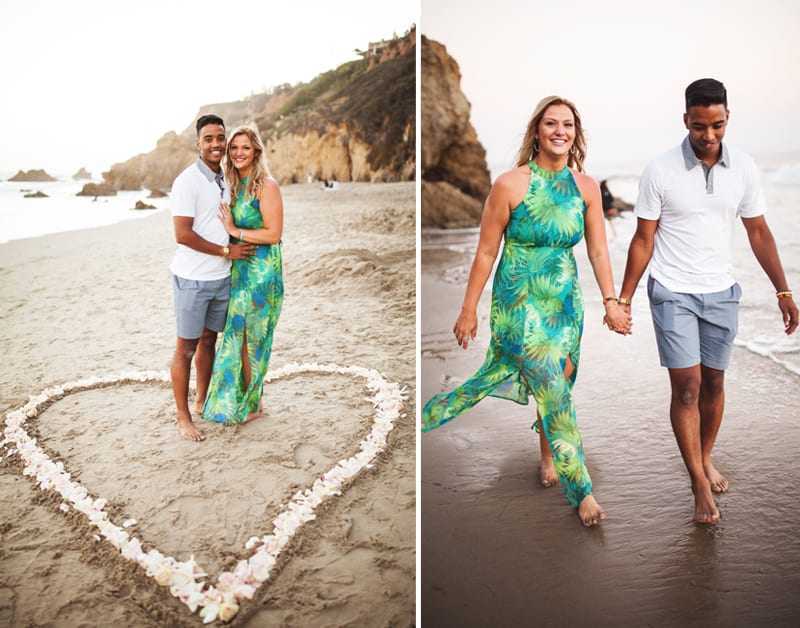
[101,27,416,191]
[8,169,57,182]
[76,182,116,197]
[72,167,92,180]
[421,36,491,229]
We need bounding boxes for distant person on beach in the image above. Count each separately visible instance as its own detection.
[169,114,255,441]
[201,125,284,425]
[421,96,632,527]
[600,179,618,237]
[618,78,798,523]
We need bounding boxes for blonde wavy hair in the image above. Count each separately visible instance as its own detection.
[223,125,272,202]
[515,95,587,172]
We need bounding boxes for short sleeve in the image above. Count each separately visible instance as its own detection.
[738,155,767,218]
[170,170,197,218]
[634,161,663,220]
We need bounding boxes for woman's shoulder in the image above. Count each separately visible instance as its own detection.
[570,169,600,195]
[493,165,530,192]
[255,175,280,194]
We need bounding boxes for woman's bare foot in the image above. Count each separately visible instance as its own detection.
[704,462,729,493]
[244,411,261,423]
[244,399,264,423]
[577,495,606,527]
[538,431,558,488]
[692,481,720,523]
[176,411,205,441]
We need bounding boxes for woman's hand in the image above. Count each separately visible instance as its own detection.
[603,302,633,335]
[453,308,478,349]
[218,202,236,235]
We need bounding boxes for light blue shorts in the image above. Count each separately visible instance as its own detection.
[171,274,230,340]
[647,277,741,370]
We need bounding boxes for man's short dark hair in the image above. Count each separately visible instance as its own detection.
[685,78,727,111]
[196,114,225,136]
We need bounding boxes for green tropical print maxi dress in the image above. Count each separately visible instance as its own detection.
[202,181,283,424]
[422,160,593,507]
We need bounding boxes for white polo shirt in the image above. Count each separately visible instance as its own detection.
[169,158,232,281]
[635,136,766,293]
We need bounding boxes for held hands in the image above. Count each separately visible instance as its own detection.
[453,308,478,349]
[603,301,633,335]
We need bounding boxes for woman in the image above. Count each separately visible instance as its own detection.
[422,96,631,526]
[202,125,284,424]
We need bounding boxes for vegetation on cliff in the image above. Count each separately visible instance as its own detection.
[103,27,415,190]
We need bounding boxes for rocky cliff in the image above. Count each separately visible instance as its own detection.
[421,36,491,228]
[101,27,415,193]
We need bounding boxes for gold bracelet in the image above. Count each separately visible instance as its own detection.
[776,291,793,299]
[618,296,631,305]
[603,296,618,304]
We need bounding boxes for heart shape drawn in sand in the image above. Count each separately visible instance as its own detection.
[1,362,405,624]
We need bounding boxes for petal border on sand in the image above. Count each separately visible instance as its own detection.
[1,363,406,624]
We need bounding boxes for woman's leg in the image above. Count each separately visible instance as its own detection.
[534,355,605,526]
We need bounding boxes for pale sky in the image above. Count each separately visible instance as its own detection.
[1,0,416,177]
[423,0,800,177]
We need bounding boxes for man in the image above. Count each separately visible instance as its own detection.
[618,78,798,523]
[170,114,255,441]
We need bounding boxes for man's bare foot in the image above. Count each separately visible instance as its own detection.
[704,462,729,493]
[577,495,605,527]
[177,411,205,442]
[692,482,720,523]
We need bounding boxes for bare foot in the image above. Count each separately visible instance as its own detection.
[538,427,558,487]
[244,410,262,423]
[577,495,606,527]
[193,402,204,415]
[692,481,720,523]
[243,398,265,424]
[704,462,729,493]
[539,459,558,488]
[177,411,205,442]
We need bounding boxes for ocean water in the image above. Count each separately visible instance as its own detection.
[423,153,800,377]
[0,175,166,244]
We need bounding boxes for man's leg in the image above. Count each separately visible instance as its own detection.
[668,366,719,523]
[172,336,204,441]
[699,365,728,492]
[194,327,218,413]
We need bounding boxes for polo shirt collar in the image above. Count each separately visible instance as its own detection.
[681,135,730,170]
[196,157,225,188]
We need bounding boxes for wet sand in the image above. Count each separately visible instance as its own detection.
[0,182,415,626]
[420,225,800,627]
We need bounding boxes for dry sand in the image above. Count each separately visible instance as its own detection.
[0,182,415,626]
[420,224,800,627]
